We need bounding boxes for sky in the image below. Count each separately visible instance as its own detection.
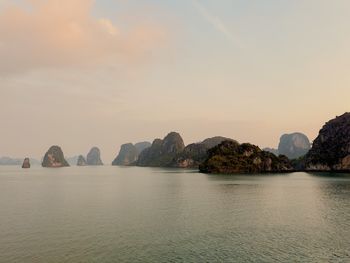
[1,0,350,162]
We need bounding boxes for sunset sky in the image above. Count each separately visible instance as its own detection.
[1,0,349,162]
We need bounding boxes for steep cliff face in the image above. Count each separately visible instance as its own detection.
[172,136,235,168]
[199,141,293,174]
[86,147,103,166]
[278,133,311,159]
[112,142,151,166]
[42,146,69,167]
[136,132,185,167]
[112,143,138,166]
[305,113,350,171]
[77,155,87,166]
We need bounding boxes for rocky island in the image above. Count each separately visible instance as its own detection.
[22,158,30,168]
[77,155,87,166]
[278,133,311,159]
[199,140,293,174]
[305,113,350,171]
[42,146,69,167]
[264,132,311,159]
[86,147,103,166]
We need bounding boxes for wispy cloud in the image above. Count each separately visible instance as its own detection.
[192,0,242,48]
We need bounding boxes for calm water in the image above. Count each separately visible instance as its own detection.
[0,166,349,263]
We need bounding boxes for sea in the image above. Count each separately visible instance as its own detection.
[0,166,349,262]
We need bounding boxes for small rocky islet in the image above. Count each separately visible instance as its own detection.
[22,158,31,169]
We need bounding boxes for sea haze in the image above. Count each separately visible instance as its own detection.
[0,166,349,262]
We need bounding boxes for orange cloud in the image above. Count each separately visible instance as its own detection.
[0,0,166,73]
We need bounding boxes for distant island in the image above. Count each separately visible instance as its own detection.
[41,146,104,167]
[0,157,40,166]
[264,132,311,159]
[86,147,104,166]
[112,142,151,166]
[3,112,350,174]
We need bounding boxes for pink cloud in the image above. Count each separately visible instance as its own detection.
[0,0,166,74]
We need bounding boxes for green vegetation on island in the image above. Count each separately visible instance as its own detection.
[199,141,293,174]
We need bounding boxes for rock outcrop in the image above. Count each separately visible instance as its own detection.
[172,136,235,168]
[77,155,87,166]
[136,132,185,167]
[112,142,152,166]
[42,146,69,167]
[112,143,138,166]
[199,140,293,174]
[86,147,103,166]
[305,113,350,171]
[278,133,311,159]
[22,158,30,168]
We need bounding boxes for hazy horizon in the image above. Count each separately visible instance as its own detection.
[1,0,349,162]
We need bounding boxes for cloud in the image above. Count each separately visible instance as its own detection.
[192,0,242,48]
[0,0,166,74]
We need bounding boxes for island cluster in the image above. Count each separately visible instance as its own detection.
[16,113,350,174]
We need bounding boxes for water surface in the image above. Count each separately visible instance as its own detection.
[0,166,349,262]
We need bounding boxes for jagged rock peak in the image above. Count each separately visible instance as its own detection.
[162,132,185,154]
